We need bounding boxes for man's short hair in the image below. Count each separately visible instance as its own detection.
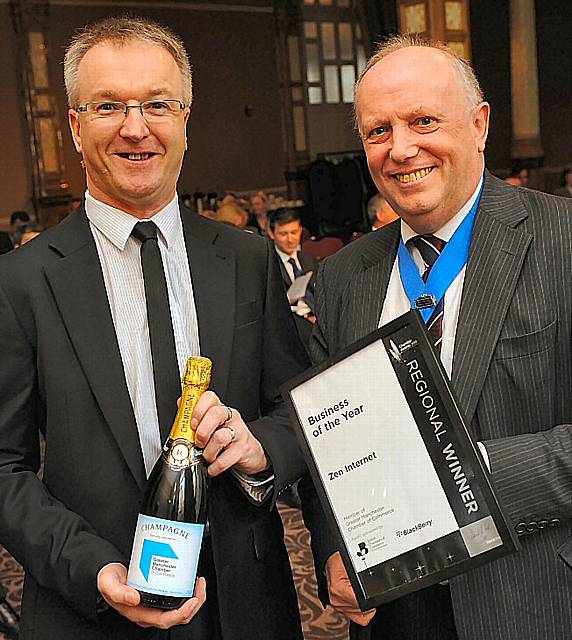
[64,15,193,107]
[268,208,301,232]
[354,34,484,134]
[367,193,389,225]
[10,210,30,226]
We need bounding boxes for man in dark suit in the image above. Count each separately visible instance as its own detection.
[0,16,309,640]
[267,207,318,348]
[301,35,572,640]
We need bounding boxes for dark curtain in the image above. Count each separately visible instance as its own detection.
[356,0,398,54]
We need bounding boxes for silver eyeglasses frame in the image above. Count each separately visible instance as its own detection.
[75,100,187,120]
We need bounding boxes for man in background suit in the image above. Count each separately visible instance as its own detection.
[0,16,309,639]
[367,193,398,231]
[0,211,31,255]
[301,35,572,640]
[268,207,318,348]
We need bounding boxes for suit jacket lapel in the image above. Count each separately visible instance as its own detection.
[342,224,399,346]
[181,210,235,398]
[278,256,291,289]
[298,252,313,275]
[451,173,532,430]
[43,208,146,488]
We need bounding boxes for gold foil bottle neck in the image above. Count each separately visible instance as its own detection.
[168,356,212,445]
[182,356,212,390]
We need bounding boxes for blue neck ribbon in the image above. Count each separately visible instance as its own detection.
[397,185,483,322]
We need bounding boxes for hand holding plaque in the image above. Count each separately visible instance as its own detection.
[283,311,518,610]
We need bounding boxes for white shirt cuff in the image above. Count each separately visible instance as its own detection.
[477,441,491,471]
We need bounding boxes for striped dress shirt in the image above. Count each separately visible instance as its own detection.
[379,178,490,467]
[85,192,200,476]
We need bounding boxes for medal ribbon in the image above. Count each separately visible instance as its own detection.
[397,184,483,322]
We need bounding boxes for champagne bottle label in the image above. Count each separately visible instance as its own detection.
[127,514,204,597]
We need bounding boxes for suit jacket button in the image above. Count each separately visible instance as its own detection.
[549,518,560,527]
[515,522,527,535]
[526,521,538,533]
[538,519,548,529]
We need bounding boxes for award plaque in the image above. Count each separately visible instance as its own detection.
[282,310,519,610]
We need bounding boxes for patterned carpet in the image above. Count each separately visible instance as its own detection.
[0,545,21,639]
[0,505,347,639]
[279,503,348,639]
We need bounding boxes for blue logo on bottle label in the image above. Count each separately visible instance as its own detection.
[139,539,179,581]
[127,514,205,597]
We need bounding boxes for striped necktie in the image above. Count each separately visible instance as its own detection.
[409,235,447,355]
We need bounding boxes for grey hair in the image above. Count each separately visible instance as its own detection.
[64,15,193,107]
[354,34,484,132]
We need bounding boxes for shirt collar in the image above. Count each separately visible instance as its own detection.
[85,191,181,250]
[401,176,484,245]
[274,246,298,263]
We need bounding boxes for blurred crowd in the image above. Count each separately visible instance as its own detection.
[180,190,306,236]
[2,166,569,259]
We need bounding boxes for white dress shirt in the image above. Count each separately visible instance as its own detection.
[274,246,312,316]
[379,178,483,378]
[86,193,274,498]
[85,192,200,475]
[378,178,490,468]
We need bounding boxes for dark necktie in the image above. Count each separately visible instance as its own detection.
[409,235,447,355]
[288,256,314,310]
[131,221,180,441]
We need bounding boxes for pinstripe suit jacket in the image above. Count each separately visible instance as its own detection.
[304,172,572,639]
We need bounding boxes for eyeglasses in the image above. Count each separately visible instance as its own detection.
[75,100,187,122]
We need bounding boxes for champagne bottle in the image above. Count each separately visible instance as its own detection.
[127,356,212,610]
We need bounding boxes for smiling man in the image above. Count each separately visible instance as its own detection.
[301,35,572,640]
[0,16,309,640]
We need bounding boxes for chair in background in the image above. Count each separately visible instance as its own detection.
[300,226,312,244]
[301,237,344,262]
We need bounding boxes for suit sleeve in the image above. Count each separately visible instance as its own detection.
[0,280,124,622]
[482,425,572,525]
[245,240,312,506]
[478,194,572,529]
[299,258,343,605]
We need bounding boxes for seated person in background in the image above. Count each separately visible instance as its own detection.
[268,207,318,347]
[214,202,249,229]
[15,224,43,248]
[367,193,398,230]
[518,167,530,187]
[0,211,33,255]
[248,191,269,235]
[180,192,192,209]
[504,176,521,186]
[9,211,30,243]
[554,167,572,198]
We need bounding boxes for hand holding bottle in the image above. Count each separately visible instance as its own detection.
[191,391,270,476]
[97,563,206,628]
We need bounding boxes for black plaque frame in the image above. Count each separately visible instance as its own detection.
[282,310,519,610]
